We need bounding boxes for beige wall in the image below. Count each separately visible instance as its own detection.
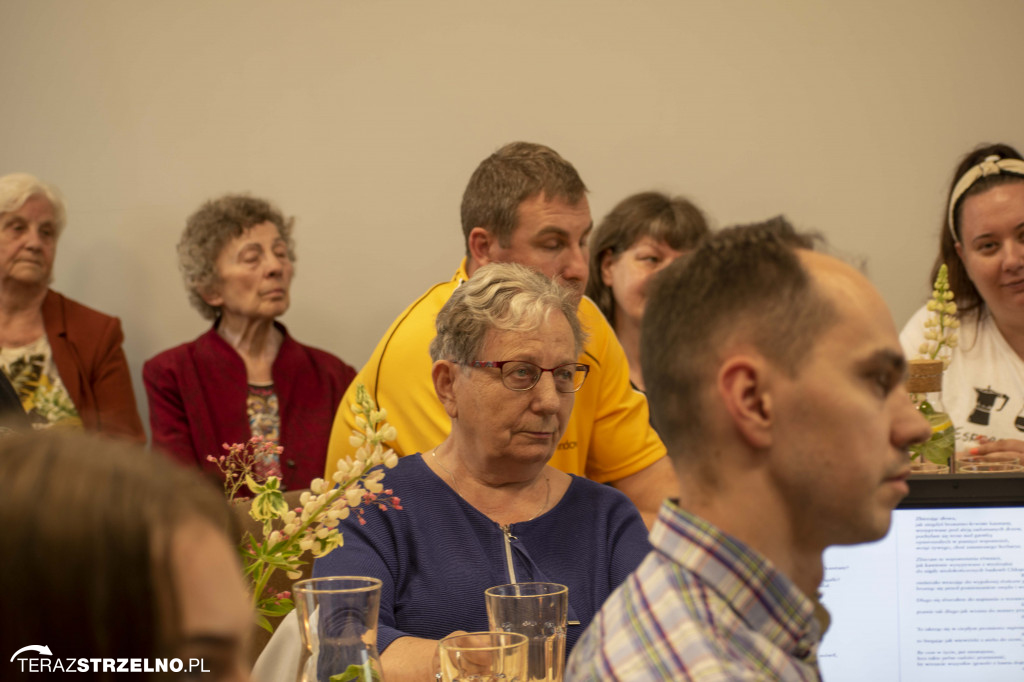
[2,0,1022,431]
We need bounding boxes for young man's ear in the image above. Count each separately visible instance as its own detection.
[432,360,460,420]
[717,354,774,450]
[468,227,498,268]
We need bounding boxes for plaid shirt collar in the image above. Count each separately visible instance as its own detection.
[653,500,823,662]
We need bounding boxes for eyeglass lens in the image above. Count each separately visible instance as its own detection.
[501,361,586,392]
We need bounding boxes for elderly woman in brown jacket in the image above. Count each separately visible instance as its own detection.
[0,173,144,440]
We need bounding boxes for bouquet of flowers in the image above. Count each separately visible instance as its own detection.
[208,383,402,631]
[909,264,958,468]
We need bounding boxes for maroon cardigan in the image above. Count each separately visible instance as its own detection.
[143,323,355,490]
[42,289,145,442]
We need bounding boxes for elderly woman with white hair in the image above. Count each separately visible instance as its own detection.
[0,173,144,440]
[254,262,651,682]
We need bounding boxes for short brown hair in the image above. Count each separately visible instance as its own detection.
[587,191,710,325]
[178,194,296,320]
[0,432,236,674]
[933,143,1024,323]
[460,142,588,253]
[642,218,834,455]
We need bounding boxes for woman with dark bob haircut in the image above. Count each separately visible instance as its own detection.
[586,191,709,391]
[900,143,1024,460]
[0,431,251,681]
[144,195,355,491]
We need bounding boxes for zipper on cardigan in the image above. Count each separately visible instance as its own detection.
[500,524,518,584]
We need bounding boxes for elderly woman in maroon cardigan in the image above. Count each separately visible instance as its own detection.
[144,195,355,490]
[0,173,144,441]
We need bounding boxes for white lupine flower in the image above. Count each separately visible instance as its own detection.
[916,264,958,366]
[224,382,401,628]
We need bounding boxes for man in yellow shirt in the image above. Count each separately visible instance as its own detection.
[325,142,678,526]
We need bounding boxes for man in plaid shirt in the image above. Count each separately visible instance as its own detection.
[567,220,930,681]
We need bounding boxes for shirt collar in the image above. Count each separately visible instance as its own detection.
[652,500,822,659]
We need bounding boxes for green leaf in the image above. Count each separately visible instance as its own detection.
[257,599,295,618]
[329,663,380,682]
[255,613,273,633]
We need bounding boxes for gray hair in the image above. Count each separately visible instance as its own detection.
[430,263,587,365]
[178,194,295,320]
[0,173,67,236]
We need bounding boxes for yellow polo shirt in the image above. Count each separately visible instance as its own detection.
[325,259,665,482]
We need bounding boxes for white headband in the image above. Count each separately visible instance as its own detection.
[948,154,1024,242]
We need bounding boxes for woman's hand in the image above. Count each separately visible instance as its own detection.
[380,630,468,682]
[957,437,1024,460]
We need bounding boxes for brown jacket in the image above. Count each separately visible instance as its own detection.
[43,289,145,442]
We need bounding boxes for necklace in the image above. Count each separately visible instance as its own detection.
[431,448,551,522]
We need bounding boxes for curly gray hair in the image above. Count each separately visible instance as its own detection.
[430,263,587,365]
[177,194,296,320]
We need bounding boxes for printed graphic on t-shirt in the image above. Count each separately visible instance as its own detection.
[966,385,1011,427]
[0,340,81,429]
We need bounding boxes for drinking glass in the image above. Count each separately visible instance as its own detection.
[958,454,1024,473]
[910,461,949,475]
[293,576,383,682]
[484,582,567,682]
[438,631,528,682]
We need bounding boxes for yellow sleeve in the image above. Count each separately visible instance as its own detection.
[324,281,456,477]
[565,298,667,483]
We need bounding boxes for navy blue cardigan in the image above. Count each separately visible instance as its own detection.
[314,453,652,654]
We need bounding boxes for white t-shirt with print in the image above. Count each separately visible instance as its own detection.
[901,305,1024,448]
[0,335,81,429]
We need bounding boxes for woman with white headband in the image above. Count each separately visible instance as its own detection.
[900,143,1024,459]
